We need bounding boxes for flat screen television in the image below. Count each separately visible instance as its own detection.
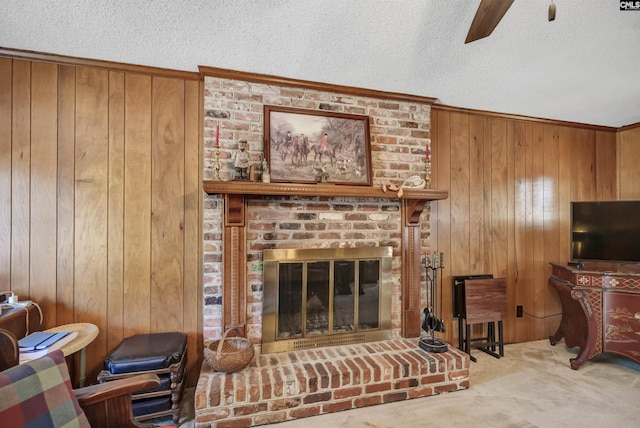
[571,200,640,264]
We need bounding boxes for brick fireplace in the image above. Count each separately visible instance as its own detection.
[200,70,442,344]
[195,70,468,427]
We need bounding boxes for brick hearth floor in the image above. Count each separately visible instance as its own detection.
[194,338,470,427]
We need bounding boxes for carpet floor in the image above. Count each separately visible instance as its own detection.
[178,339,640,427]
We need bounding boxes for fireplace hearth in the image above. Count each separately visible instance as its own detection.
[195,338,470,427]
[262,247,392,353]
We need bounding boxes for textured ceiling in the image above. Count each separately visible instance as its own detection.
[1,0,639,127]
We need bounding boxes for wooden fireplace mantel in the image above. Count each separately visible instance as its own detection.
[203,180,449,338]
[203,180,448,200]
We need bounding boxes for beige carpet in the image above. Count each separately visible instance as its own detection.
[179,339,640,427]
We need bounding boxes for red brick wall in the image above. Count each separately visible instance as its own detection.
[203,76,432,347]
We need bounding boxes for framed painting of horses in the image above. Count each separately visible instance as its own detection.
[264,105,372,186]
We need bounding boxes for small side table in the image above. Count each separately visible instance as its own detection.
[44,323,98,387]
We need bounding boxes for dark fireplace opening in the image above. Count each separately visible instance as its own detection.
[263,247,392,353]
[278,259,381,338]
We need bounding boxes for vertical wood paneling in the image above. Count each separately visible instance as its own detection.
[450,113,470,276]
[124,73,152,336]
[0,59,11,285]
[11,60,31,300]
[482,117,493,274]
[523,122,535,340]
[557,127,572,263]
[468,115,485,274]
[30,62,58,326]
[530,123,545,339]
[1,51,202,386]
[184,79,202,383]
[542,125,560,336]
[505,120,516,341]
[595,131,616,199]
[449,112,470,342]
[433,110,452,342]
[432,106,619,344]
[75,67,109,375]
[57,65,76,326]
[490,117,509,339]
[490,118,508,278]
[554,126,573,335]
[424,113,437,312]
[571,128,596,201]
[618,126,640,199]
[513,120,530,340]
[428,110,439,250]
[151,77,185,332]
[107,71,125,352]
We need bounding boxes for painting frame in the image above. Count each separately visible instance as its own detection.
[264,106,372,186]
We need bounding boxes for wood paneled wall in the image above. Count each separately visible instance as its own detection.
[0,52,203,385]
[430,106,617,345]
[617,125,640,199]
[1,47,636,384]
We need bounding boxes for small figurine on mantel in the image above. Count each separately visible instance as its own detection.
[234,140,251,180]
[262,157,270,183]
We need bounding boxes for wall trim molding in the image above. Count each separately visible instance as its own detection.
[617,121,640,132]
[199,65,438,105]
[0,47,200,80]
[433,103,617,132]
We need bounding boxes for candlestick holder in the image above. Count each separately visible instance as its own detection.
[419,251,448,353]
[213,146,221,181]
[424,161,431,189]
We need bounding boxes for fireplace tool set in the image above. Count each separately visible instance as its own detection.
[419,251,448,353]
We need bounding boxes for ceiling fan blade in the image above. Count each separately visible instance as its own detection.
[465,0,514,44]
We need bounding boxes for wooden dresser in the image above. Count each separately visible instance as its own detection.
[549,262,640,369]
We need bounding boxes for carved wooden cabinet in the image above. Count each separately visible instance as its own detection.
[549,262,640,369]
[603,291,640,359]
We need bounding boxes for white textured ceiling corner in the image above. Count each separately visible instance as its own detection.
[1,0,639,127]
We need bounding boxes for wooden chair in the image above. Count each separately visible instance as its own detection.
[0,328,19,371]
[462,278,507,362]
[0,329,166,427]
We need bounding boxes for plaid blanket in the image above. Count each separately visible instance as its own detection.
[0,350,90,427]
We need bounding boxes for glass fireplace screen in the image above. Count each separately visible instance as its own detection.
[262,247,392,353]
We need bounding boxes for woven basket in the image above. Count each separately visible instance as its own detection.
[204,328,255,373]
